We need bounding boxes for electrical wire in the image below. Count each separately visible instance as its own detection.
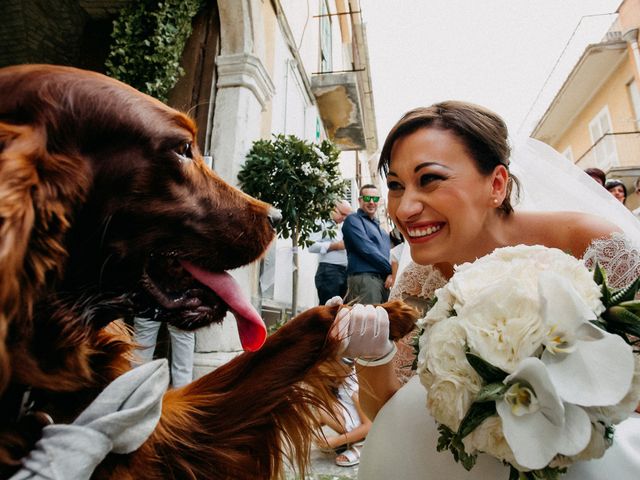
[517,12,618,135]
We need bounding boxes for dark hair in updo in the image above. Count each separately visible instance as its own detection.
[378,100,520,214]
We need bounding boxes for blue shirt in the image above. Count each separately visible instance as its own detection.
[342,209,391,276]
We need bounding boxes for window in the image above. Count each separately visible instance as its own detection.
[588,106,618,170]
[319,0,332,72]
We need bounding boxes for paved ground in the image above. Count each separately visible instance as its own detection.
[285,427,359,480]
[285,445,359,480]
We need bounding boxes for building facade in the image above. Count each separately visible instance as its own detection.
[532,0,640,208]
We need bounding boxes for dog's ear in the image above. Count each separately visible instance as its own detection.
[0,121,89,392]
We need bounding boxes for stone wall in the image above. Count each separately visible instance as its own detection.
[0,0,88,68]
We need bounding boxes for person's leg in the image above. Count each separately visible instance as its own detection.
[318,405,347,435]
[315,263,333,305]
[337,270,348,300]
[316,403,349,452]
[168,324,195,387]
[345,274,385,304]
[335,392,371,467]
[316,264,347,304]
[132,316,161,364]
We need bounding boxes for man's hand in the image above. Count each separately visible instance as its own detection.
[328,240,345,251]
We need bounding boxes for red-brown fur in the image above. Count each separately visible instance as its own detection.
[0,64,419,479]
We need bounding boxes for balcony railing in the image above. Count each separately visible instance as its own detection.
[575,131,640,171]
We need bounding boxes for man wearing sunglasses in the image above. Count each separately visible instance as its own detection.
[342,184,392,304]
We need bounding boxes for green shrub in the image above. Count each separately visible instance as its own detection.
[105,0,203,102]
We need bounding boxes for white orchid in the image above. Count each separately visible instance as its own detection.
[497,357,591,470]
[538,272,634,406]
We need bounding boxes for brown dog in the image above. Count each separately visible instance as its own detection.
[0,65,418,479]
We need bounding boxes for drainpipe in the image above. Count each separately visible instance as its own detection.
[623,28,640,83]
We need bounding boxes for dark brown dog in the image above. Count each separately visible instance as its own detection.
[0,64,418,479]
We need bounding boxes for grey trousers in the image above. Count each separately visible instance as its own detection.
[345,273,390,304]
[133,317,194,387]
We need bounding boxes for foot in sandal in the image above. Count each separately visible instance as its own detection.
[335,444,361,467]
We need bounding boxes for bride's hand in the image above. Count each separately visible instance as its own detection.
[331,304,395,362]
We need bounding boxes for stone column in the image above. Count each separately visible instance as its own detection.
[193,2,275,378]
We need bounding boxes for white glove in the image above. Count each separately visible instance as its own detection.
[325,296,343,307]
[332,304,396,365]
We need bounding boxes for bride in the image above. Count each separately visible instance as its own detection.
[332,101,640,479]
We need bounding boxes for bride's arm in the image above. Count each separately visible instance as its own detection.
[357,362,402,420]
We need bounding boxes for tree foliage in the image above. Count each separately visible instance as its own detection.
[238,134,347,247]
[105,0,203,102]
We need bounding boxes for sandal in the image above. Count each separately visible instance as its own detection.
[335,445,361,467]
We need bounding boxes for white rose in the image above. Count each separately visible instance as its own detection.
[418,318,482,429]
[421,285,455,328]
[460,282,545,372]
[462,416,521,468]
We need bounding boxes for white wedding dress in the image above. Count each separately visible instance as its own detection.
[358,234,640,480]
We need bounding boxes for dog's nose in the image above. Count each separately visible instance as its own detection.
[267,207,282,229]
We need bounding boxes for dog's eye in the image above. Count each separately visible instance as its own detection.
[175,142,193,163]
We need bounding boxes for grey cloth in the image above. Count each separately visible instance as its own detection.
[11,359,169,480]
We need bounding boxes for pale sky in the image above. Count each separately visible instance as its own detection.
[361,0,622,144]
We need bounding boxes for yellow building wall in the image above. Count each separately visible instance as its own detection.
[619,0,640,33]
[553,58,637,167]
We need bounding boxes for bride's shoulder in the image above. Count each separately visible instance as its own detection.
[514,211,621,256]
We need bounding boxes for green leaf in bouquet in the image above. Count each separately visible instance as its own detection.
[606,306,640,327]
[475,382,509,403]
[436,424,477,471]
[593,263,613,307]
[603,306,640,340]
[457,401,496,439]
[618,299,640,314]
[604,424,615,446]
[609,276,640,305]
[593,262,606,286]
[508,466,522,480]
[410,327,424,372]
[601,282,613,308]
[508,465,568,480]
[427,295,438,310]
[466,352,509,383]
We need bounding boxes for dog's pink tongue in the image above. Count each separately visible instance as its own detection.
[180,261,266,351]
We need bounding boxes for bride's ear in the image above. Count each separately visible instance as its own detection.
[489,164,509,204]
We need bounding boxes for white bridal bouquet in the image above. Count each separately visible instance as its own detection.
[416,245,640,479]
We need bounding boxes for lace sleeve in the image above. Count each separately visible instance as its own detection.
[389,262,446,384]
[582,233,640,290]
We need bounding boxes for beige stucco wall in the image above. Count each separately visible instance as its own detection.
[553,58,637,166]
[619,0,640,33]
[260,3,277,138]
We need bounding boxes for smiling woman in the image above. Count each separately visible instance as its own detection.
[326,100,640,480]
